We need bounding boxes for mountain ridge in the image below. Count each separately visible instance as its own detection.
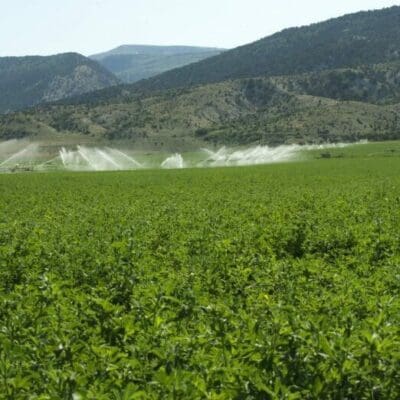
[91,44,225,59]
[90,45,225,83]
[129,6,400,92]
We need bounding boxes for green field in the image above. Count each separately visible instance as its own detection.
[1,143,400,399]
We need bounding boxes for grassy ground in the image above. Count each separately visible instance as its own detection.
[0,142,400,398]
[305,140,400,160]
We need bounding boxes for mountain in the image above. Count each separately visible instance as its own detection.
[1,61,400,146]
[0,53,119,114]
[130,6,400,92]
[90,45,225,83]
[2,7,400,148]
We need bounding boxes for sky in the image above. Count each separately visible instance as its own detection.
[0,0,398,57]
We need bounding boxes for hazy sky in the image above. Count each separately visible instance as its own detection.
[1,0,398,57]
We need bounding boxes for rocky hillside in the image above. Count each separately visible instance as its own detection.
[0,53,119,113]
[1,63,400,147]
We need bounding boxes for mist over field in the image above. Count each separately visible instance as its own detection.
[0,140,361,172]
